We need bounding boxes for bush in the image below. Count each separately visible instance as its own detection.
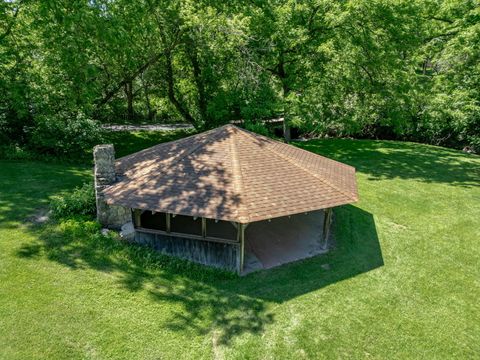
[243,121,272,137]
[43,216,236,280]
[0,144,34,160]
[29,111,104,157]
[50,182,96,219]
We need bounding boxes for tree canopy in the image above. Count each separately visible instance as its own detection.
[1,0,479,155]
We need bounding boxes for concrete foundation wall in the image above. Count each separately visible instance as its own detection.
[135,230,240,272]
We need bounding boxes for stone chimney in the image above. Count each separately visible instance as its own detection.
[93,144,131,229]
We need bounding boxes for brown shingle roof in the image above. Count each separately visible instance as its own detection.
[103,125,358,223]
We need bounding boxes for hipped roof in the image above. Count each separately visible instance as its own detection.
[103,125,358,223]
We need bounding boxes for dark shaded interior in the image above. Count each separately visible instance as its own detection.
[206,219,237,240]
[170,214,202,236]
[139,211,237,240]
[140,211,166,231]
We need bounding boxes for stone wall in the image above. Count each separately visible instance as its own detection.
[93,144,131,229]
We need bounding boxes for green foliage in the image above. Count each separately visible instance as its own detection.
[50,182,96,219]
[29,112,104,156]
[243,121,272,137]
[0,144,34,161]
[0,0,479,151]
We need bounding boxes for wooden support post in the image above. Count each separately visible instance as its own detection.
[202,217,206,238]
[323,208,333,248]
[133,209,141,228]
[166,213,171,233]
[239,223,246,274]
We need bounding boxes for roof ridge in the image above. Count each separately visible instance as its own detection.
[116,126,236,166]
[104,124,358,223]
[236,129,358,202]
[114,127,203,163]
[111,127,227,201]
[164,127,223,167]
[228,127,249,222]
[235,125,355,171]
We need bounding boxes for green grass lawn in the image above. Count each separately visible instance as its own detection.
[0,133,479,359]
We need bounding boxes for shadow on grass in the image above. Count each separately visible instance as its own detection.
[17,205,381,345]
[6,136,397,344]
[297,139,479,187]
[9,137,480,344]
[0,161,90,227]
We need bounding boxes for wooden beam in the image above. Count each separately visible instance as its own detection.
[323,208,333,247]
[133,209,141,227]
[239,223,246,273]
[136,227,239,245]
[201,217,206,238]
[166,213,171,233]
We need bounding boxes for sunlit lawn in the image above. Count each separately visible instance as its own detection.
[0,132,479,359]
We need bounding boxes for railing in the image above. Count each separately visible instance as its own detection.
[135,227,239,246]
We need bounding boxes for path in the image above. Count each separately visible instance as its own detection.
[102,124,194,132]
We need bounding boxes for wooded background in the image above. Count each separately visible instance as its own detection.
[1,0,479,156]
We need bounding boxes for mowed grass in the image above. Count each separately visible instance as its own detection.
[0,132,479,359]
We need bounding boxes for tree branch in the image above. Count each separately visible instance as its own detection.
[0,2,22,42]
[164,50,197,126]
[95,52,164,108]
[427,16,454,24]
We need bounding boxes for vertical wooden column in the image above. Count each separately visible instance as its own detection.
[323,208,333,247]
[238,223,247,274]
[166,213,171,233]
[201,218,207,238]
[133,209,141,228]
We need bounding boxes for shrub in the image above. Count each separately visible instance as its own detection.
[243,121,272,137]
[43,216,236,280]
[29,111,104,157]
[0,144,34,160]
[50,182,96,219]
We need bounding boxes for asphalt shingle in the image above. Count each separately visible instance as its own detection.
[103,125,359,223]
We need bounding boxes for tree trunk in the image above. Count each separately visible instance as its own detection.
[282,80,292,143]
[141,72,155,121]
[124,80,134,121]
[95,51,163,109]
[165,50,198,127]
[186,38,208,128]
[278,57,291,142]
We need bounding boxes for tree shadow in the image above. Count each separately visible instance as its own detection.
[104,126,257,221]
[17,204,381,345]
[298,139,479,187]
[147,205,382,344]
[10,133,388,345]
[0,161,90,228]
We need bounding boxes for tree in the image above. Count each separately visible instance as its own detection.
[1,0,478,155]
